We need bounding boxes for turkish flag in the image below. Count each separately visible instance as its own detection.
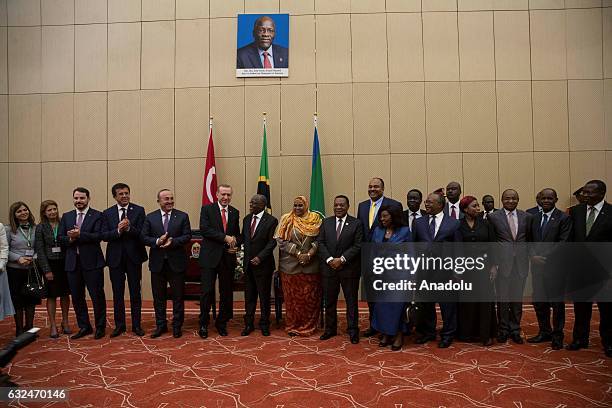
[202,125,218,206]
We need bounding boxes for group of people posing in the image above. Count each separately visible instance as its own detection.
[0,178,610,358]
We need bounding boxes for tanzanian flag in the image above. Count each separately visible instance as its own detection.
[257,118,271,212]
[309,116,325,217]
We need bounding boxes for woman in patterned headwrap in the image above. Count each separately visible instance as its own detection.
[275,196,323,336]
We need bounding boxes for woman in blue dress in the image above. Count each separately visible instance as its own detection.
[371,205,412,351]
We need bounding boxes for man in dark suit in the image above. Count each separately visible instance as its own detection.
[59,187,106,340]
[318,195,363,344]
[141,189,192,339]
[238,195,278,337]
[566,180,612,357]
[101,183,148,338]
[487,189,532,344]
[198,184,241,338]
[481,194,497,219]
[412,191,461,348]
[526,191,543,215]
[444,181,464,220]
[527,188,572,350]
[356,177,402,337]
[402,189,427,231]
[237,15,288,69]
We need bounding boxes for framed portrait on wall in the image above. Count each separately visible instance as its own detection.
[236,13,289,78]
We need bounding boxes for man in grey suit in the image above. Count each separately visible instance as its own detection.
[487,189,533,344]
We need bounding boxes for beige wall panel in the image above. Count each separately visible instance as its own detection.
[390,154,428,206]
[280,84,316,156]
[7,0,40,26]
[529,0,564,8]
[458,0,494,10]
[387,13,423,82]
[175,87,209,158]
[42,25,74,93]
[74,92,107,161]
[423,0,457,11]
[0,96,7,162]
[604,8,612,79]
[530,9,567,80]
[460,81,497,152]
[210,0,244,18]
[215,157,247,214]
[174,158,204,223]
[141,21,175,89]
[108,91,140,160]
[565,0,601,7]
[245,85,281,156]
[141,89,174,159]
[280,155,309,214]
[0,0,5,26]
[496,81,533,152]
[566,8,603,80]
[42,0,74,25]
[210,86,245,157]
[386,0,421,12]
[245,155,281,214]
[42,94,73,162]
[75,0,107,23]
[425,82,461,153]
[354,155,391,203]
[42,161,108,211]
[245,0,280,13]
[568,80,605,151]
[108,22,141,91]
[570,151,606,193]
[494,0,528,9]
[315,14,351,83]
[462,153,499,200]
[458,12,494,81]
[281,0,314,14]
[316,84,353,155]
[606,80,612,150]
[176,19,209,88]
[9,163,40,209]
[142,0,175,21]
[494,11,531,80]
[389,82,426,154]
[320,155,355,215]
[0,163,7,224]
[532,80,568,151]
[140,159,175,214]
[353,83,390,154]
[351,13,387,82]
[283,14,315,85]
[533,151,570,208]
[498,152,535,203]
[75,24,107,92]
[350,0,385,13]
[0,28,6,93]
[107,160,143,209]
[423,12,459,81]
[210,18,243,87]
[314,0,349,13]
[177,0,209,19]
[108,0,141,22]
[9,94,41,162]
[8,27,41,94]
[426,153,462,194]
[607,152,612,193]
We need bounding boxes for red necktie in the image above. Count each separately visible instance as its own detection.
[221,208,227,233]
[250,215,257,238]
[263,51,272,68]
[450,206,457,219]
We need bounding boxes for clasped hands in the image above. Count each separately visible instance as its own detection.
[157,232,173,248]
[118,218,130,233]
[67,226,80,241]
[327,258,343,270]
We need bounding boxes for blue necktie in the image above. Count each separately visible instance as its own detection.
[540,213,549,239]
[429,216,436,239]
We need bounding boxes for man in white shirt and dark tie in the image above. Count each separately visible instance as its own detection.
[402,189,426,231]
[445,182,464,220]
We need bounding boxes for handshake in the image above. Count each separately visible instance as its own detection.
[224,235,238,254]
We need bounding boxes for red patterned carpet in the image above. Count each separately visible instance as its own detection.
[1,302,611,408]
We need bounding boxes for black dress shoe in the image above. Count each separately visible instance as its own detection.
[350,334,359,344]
[527,333,552,343]
[94,328,105,339]
[605,345,612,358]
[483,338,494,347]
[320,332,336,340]
[261,328,270,336]
[566,340,589,351]
[198,327,208,339]
[363,327,378,337]
[551,339,563,350]
[150,326,168,339]
[132,327,145,337]
[216,326,228,337]
[288,332,298,337]
[173,327,182,338]
[71,327,93,340]
[110,327,126,338]
[438,339,452,348]
[496,334,508,343]
[241,326,254,336]
[415,335,436,344]
[510,333,524,344]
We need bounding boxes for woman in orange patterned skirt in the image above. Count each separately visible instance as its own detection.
[275,196,322,336]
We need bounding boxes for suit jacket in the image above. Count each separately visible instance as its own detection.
[199,203,240,269]
[141,209,192,274]
[487,209,532,278]
[402,209,427,226]
[526,206,541,215]
[570,202,612,242]
[101,203,148,267]
[357,197,403,242]
[236,43,289,69]
[59,208,105,272]
[317,215,363,279]
[371,225,411,243]
[239,212,278,276]
[412,213,461,243]
[481,208,497,219]
[444,201,465,219]
[530,208,572,245]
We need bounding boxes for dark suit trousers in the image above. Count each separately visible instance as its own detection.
[200,255,234,327]
[68,258,106,330]
[496,263,527,336]
[151,259,184,329]
[531,266,564,339]
[323,275,360,335]
[572,301,612,347]
[244,268,273,329]
[416,302,457,340]
[110,252,142,329]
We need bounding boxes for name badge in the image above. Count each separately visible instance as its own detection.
[25,249,35,257]
[52,247,62,253]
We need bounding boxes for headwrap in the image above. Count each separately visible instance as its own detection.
[459,195,477,212]
[274,195,322,240]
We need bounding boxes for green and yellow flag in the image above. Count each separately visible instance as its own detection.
[257,114,271,212]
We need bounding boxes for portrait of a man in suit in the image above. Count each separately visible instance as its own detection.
[236,14,289,77]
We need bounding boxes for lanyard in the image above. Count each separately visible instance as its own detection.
[51,223,59,243]
[18,226,33,248]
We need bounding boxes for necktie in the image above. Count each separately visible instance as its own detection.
[336,218,343,240]
[540,213,549,239]
[586,206,597,236]
[483,211,489,219]
[368,202,376,228]
[263,51,272,68]
[429,215,436,239]
[221,208,228,232]
[76,212,84,228]
[250,215,257,238]
[450,205,457,219]
[163,212,169,233]
[120,208,126,220]
[508,212,517,240]
[410,212,417,230]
